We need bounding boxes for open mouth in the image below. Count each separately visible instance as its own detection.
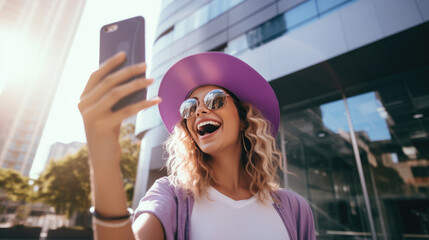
[197,120,221,136]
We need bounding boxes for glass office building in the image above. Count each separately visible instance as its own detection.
[134,0,429,239]
[0,0,86,176]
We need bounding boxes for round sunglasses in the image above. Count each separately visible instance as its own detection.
[179,89,229,119]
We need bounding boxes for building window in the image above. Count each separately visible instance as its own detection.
[226,0,355,56]
[284,0,318,30]
[6,150,19,161]
[17,153,26,162]
[25,132,33,141]
[317,0,349,15]
[192,4,210,31]
[246,14,287,49]
[173,18,187,41]
[208,0,229,19]
[278,65,429,238]
[9,141,16,149]
[21,143,28,151]
[225,34,248,55]
[14,163,21,171]
[344,76,429,238]
[281,91,372,237]
[154,0,244,54]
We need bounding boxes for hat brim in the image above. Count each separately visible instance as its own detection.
[158,52,279,136]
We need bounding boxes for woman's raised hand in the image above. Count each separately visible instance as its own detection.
[78,51,161,169]
[79,52,164,240]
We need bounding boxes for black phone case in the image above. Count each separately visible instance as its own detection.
[100,16,146,111]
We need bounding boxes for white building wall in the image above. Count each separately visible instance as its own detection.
[237,0,427,82]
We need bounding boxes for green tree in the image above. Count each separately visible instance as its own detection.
[119,124,140,205]
[35,147,91,218]
[0,168,33,225]
[0,168,32,202]
[35,124,140,220]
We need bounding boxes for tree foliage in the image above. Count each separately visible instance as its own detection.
[35,124,140,219]
[0,168,31,202]
[119,124,140,186]
[35,147,91,218]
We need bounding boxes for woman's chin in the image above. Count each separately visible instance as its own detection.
[198,144,218,156]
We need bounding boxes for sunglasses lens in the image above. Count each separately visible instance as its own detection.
[204,89,227,110]
[180,89,228,119]
[180,98,198,119]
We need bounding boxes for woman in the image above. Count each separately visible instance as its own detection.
[79,52,316,240]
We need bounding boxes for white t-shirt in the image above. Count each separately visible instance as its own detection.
[190,187,290,240]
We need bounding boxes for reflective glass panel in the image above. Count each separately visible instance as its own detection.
[281,95,372,239]
[192,5,210,30]
[14,163,21,171]
[173,18,187,40]
[317,0,349,14]
[347,74,429,239]
[226,34,248,55]
[246,15,286,49]
[209,0,228,19]
[284,0,318,30]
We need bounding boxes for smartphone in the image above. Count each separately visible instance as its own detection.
[100,16,146,111]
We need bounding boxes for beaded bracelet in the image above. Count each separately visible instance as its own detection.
[89,206,134,220]
[92,217,132,228]
[89,206,134,228]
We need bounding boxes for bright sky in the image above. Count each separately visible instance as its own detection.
[29,0,161,179]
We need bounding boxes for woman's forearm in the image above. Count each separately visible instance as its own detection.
[90,162,165,240]
[90,162,135,240]
[79,52,162,239]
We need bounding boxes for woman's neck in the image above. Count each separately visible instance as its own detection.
[210,145,252,200]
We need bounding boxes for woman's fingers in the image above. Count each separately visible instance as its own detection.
[98,77,154,111]
[81,51,126,98]
[81,77,154,121]
[80,62,147,109]
[79,55,158,134]
[83,94,161,131]
[110,96,162,124]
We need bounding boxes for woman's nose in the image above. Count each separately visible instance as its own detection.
[195,101,209,117]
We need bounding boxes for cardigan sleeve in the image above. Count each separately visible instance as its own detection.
[133,177,177,240]
[276,189,317,240]
[294,194,316,240]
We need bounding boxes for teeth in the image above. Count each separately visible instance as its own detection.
[197,121,220,130]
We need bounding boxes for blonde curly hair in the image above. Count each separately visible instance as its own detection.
[165,97,282,202]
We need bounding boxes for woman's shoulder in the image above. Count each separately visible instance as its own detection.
[147,176,189,199]
[135,177,186,217]
[153,176,173,188]
[148,176,178,195]
[272,188,312,212]
[272,189,317,239]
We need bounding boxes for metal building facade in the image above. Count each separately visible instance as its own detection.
[133,1,429,239]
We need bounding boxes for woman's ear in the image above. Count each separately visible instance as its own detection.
[240,121,245,132]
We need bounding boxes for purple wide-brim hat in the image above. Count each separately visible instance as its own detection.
[158,52,280,136]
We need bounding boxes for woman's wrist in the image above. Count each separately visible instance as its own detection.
[89,156,121,174]
[90,166,124,191]
[90,163,130,218]
[90,206,134,220]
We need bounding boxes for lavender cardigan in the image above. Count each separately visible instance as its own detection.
[134,177,316,240]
